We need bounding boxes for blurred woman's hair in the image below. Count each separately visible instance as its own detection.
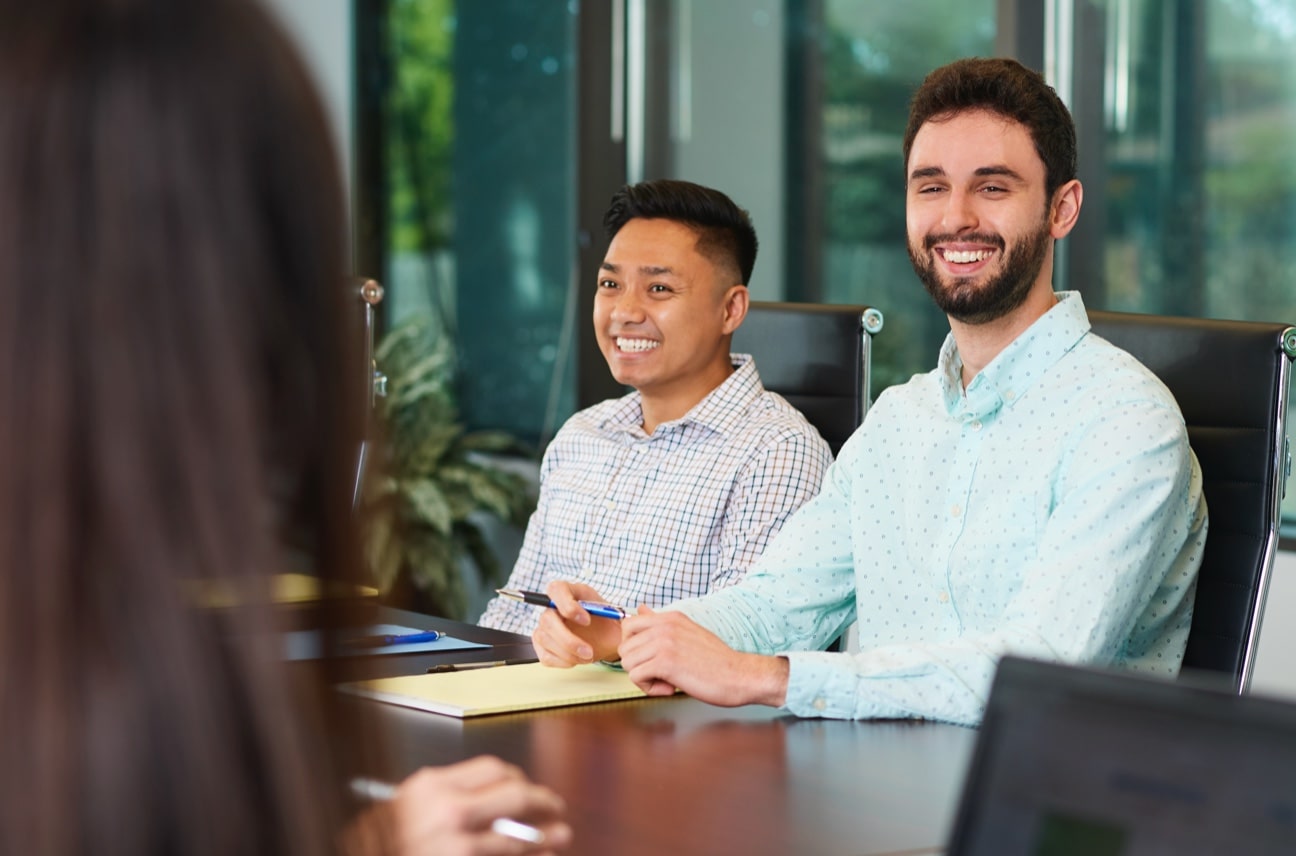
[0,0,374,852]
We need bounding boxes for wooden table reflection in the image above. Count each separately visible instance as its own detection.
[349,617,976,856]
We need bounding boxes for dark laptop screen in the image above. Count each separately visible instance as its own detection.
[948,657,1296,856]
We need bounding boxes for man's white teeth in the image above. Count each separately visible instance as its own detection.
[942,249,993,264]
[617,337,660,353]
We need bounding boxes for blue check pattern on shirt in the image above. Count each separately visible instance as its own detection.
[671,293,1208,726]
[478,355,832,634]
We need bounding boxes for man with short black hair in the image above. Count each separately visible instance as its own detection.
[479,179,831,634]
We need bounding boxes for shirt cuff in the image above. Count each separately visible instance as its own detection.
[781,650,873,719]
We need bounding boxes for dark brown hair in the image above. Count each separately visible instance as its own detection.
[603,179,759,284]
[0,0,371,852]
[903,57,1077,199]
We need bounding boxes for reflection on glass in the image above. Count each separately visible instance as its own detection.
[1096,0,1296,321]
[1034,813,1128,855]
[1090,0,1296,522]
[813,1,996,390]
[369,0,1296,527]
[382,0,577,447]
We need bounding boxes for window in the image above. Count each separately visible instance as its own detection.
[1071,0,1296,522]
[356,0,1296,523]
[361,0,578,449]
[792,0,998,389]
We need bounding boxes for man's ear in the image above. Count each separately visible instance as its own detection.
[1049,179,1083,239]
[720,285,749,335]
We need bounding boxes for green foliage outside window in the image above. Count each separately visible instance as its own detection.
[388,0,454,257]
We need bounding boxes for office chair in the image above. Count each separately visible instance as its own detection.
[1088,310,1296,692]
[731,301,882,655]
[731,301,884,455]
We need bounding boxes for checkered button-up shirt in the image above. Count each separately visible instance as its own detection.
[478,354,832,634]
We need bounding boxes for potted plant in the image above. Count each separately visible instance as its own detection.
[362,314,535,619]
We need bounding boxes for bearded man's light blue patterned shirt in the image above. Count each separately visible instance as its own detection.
[671,292,1208,726]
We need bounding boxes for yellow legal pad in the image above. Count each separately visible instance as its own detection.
[340,662,649,718]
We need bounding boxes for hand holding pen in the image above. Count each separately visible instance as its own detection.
[495,588,630,620]
[527,581,629,667]
[347,758,570,855]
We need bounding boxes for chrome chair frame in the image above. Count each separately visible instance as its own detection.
[731,301,884,456]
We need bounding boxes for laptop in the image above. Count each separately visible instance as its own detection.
[943,656,1296,856]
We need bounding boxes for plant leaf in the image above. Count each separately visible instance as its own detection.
[362,312,534,621]
[401,479,454,535]
[460,430,530,455]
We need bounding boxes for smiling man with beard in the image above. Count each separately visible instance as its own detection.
[533,58,1208,727]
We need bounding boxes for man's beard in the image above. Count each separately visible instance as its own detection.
[907,218,1052,325]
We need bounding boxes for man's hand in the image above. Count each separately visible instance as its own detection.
[347,756,571,855]
[531,581,624,666]
[619,606,790,708]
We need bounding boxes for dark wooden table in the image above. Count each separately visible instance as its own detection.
[346,614,976,856]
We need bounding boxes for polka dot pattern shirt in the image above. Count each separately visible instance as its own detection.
[672,293,1208,726]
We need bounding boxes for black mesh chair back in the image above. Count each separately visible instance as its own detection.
[1088,310,1296,691]
[732,301,884,455]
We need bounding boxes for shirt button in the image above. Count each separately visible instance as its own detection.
[813,697,827,711]
[969,420,982,432]
[938,591,950,604]
[603,499,615,511]
[951,504,962,518]
[1004,390,1016,401]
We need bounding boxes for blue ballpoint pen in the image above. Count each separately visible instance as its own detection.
[495,588,630,620]
[346,629,442,648]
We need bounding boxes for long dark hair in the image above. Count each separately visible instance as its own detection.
[0,0,372,852]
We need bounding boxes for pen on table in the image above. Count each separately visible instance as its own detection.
[348,777,546,845]
[346,629,442,648]
[427,658,539,674]
[496,588,630,620]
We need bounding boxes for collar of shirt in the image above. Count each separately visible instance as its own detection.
[596,353,764,440]
[938,291,1092,421]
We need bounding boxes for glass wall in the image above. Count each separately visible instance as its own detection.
[1088,0,1296,322]
[1080,0,1296,518]
[357,0,1296,523]
[802,0,997,389]
[372,0,578,450]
